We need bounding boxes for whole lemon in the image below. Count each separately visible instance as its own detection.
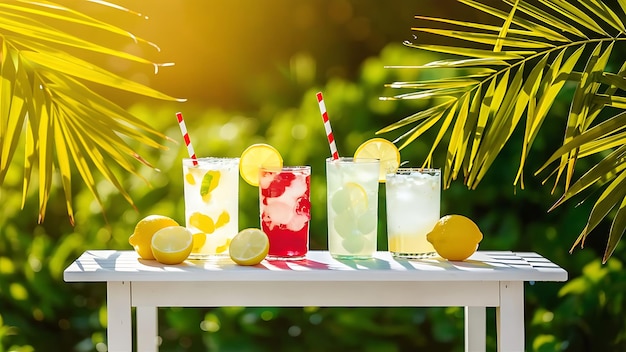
[426,215,483,261]
[129,215,180,259]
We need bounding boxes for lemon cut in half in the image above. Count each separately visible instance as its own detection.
[229,228,270,266]
[354,138,400,182]
[151,226,193,265]
[239,144,283,186]
[129,215,180,260]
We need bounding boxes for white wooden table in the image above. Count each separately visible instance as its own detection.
[64,250,567,352]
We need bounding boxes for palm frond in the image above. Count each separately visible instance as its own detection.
[381,0,626,261]
[0,1,184,224]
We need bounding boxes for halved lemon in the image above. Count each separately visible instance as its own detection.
[239,144,283,186]
[229,228,270,266]
[129,215,180,260]
[151,226,193,265]
[354,138,401,182]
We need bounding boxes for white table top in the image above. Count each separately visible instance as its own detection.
[64,250,567,283]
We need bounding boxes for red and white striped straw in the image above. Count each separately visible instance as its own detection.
[316,92,339,160]
[176,112,198,166]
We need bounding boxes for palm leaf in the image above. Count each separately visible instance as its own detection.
[2,0,160,52]
[569,171,626,253]
[579,132,626,156]
[551,43,608,192]
[540,0,610,36]
[382,0,626,261]
[377,101,454,133]
[402,42,530,59]
[385,58,511,68]
[604,197,626,263]
[444,94,471,187]
[411,27,555,49]
[0,1,185,223]
[494,0,518,52]
[578,0,626,32]
[549,145,626,211]
[509,0,590,38]
[425,99,460,167]
[537,111,626,174]
[414,15,568,43]
[514,53,549,187]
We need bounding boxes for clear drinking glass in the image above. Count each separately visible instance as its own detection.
[385,168,441,258]
[182,157,239,258]
[259,166,311,260]
[326,157,379,259]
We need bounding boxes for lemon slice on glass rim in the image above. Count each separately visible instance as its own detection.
[239,143,283,186]
[354,138,401,182]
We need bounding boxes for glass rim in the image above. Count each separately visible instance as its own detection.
[325,157,379,163]
[388,167,441,175]
[183,157,240,161]
[260,165,311,172]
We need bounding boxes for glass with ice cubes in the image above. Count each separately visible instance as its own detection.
[385,168,441,258]
[259,166,311,260]
[183,157,240,258]
[326,157,379,259]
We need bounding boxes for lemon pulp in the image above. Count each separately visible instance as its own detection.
[151,226,193,265]
[129,215,180,260]
[229,228,270,265]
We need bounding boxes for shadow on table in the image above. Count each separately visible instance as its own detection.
[263,259,333,270]
[393,257,499,271]
[336,258,393,270]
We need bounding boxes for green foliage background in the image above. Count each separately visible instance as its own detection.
[1,1,626,352]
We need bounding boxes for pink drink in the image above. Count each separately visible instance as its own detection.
[259,166,311,260]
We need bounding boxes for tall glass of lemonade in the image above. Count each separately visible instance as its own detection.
[183,157,239,258]
[385,168,440,258]
[326,157,379,259]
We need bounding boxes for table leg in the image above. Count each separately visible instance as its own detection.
[465,306,486,352]
[137,306,159,352]
[107,281,132,352]
[496,281,525,352]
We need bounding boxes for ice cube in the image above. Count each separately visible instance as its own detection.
[342,235,365,253]
[262,199,294,230]
[286,213,309,232]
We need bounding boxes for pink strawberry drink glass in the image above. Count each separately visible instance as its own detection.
[259,166,311,260]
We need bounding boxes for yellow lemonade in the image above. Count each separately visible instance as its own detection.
[385,168,440,258]
[183,157,239,258]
